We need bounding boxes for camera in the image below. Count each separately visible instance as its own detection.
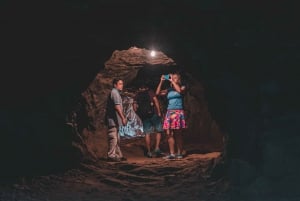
[163,74,170,80]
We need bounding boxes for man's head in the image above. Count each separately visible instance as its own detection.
[138,83,147,91]
[113,78,124,91]
[138,81,152,91]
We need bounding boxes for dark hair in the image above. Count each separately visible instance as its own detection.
[137,79,152,88]
[112,78,122,86]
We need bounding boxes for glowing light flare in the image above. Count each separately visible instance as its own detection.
[150,50,156,57]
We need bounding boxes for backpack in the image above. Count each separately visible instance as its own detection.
[136,90,154,120]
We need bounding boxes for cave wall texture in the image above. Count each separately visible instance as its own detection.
[1,1,299,198]
[68,47,224,162]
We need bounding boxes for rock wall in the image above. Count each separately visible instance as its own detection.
[69,47,225,161]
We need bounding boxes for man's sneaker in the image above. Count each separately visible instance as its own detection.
[175,154,183,159]
[120,157,127,161]
[107,157,121,162]
[154,149,164,157]
[146,152,153,158]
[163,154,176,160]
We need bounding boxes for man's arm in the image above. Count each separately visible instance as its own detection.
[152,96,161,117]
[111,90,127,126]
[115,104,127,125]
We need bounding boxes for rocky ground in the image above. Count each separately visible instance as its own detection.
[0,138,230,201]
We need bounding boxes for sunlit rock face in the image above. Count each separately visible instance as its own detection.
[68,47,225,161]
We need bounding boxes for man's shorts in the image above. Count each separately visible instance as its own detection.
[143,114,163,134]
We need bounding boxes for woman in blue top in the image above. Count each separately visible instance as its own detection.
[156,73,187,159]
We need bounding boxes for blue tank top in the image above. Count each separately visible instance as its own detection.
[167,88,184,110]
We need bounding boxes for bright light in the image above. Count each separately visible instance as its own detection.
[150,50,156,57]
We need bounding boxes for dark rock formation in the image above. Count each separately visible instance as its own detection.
[68,47,224,161]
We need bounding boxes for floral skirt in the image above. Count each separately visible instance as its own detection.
[163,109,187,130]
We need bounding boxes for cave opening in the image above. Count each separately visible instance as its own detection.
[17,46,228,177]
[83,47,227,160]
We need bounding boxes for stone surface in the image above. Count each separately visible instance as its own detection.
[68,47,225,161]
